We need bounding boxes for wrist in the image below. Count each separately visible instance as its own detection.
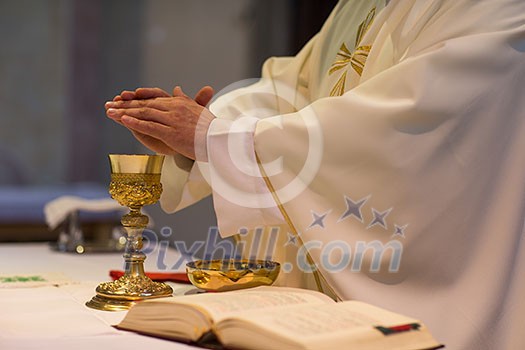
[194,109,216,162]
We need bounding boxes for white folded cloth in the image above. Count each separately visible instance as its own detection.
[44,196,124,230]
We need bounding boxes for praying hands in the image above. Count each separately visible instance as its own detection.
[105,85,215,160]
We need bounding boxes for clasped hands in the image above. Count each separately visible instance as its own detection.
[105,86,215,161]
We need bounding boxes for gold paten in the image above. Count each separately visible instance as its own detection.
[186,259,280,292]
[86,154,173,311]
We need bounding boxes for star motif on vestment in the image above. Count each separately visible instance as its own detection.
[392,224,408,238]
[308,210,330,230]
[338,195,370,223]
[367,207,392,229]
[285,232,298,246]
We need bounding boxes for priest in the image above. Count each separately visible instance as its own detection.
[105,0,525,348]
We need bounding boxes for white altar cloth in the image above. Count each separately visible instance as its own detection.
[0,243,200,350]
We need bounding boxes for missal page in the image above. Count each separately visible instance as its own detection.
[218,300,420,342]
[269,301,418,333]
[171,286,335,321]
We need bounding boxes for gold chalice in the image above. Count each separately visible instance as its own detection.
[86,154,173,311]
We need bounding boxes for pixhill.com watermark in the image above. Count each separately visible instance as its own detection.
[139,225,404,274]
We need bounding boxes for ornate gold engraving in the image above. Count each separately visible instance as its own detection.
[109,173,162,209]
[96,275,172,297]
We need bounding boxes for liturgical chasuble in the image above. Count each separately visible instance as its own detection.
[160,0,525,349]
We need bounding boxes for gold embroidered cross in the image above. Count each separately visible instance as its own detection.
[329,7,376,96]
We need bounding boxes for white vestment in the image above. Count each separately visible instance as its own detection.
[161,0,525,348]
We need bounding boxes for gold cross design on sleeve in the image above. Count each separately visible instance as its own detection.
[329,7,376,97]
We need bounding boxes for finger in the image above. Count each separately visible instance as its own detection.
[121,115,172,141]
[134,87,170,99]
[120,90,136,100]
[130,130,176,155]
[105,98,173,112]
[104,95,122,108]
[106,108,124,123]
[172,86,189,98]
[194,86,214,106]
[115,107,173,126]
[107,113,124,125]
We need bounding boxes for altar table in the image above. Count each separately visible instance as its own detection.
[0,243,201,350]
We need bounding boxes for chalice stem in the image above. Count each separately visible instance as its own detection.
[122,208,148,278]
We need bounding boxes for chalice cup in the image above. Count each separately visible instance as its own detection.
[86,154,173,311]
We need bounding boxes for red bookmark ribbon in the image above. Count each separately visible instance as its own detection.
[109,270,191,284]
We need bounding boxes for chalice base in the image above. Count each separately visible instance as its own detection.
[86,274,173,311]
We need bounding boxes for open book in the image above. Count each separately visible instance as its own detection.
[116,286,442,350]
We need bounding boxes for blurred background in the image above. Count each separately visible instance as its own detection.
[0,0,336,252]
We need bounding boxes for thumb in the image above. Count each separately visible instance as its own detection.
[172,86,188,97]
[194,86,214,106]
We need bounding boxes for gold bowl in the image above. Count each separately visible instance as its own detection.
[186,259,280,292]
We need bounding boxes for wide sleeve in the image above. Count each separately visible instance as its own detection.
[204,0,525,245]
[160,36,318,230]
[253,3,525,247]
